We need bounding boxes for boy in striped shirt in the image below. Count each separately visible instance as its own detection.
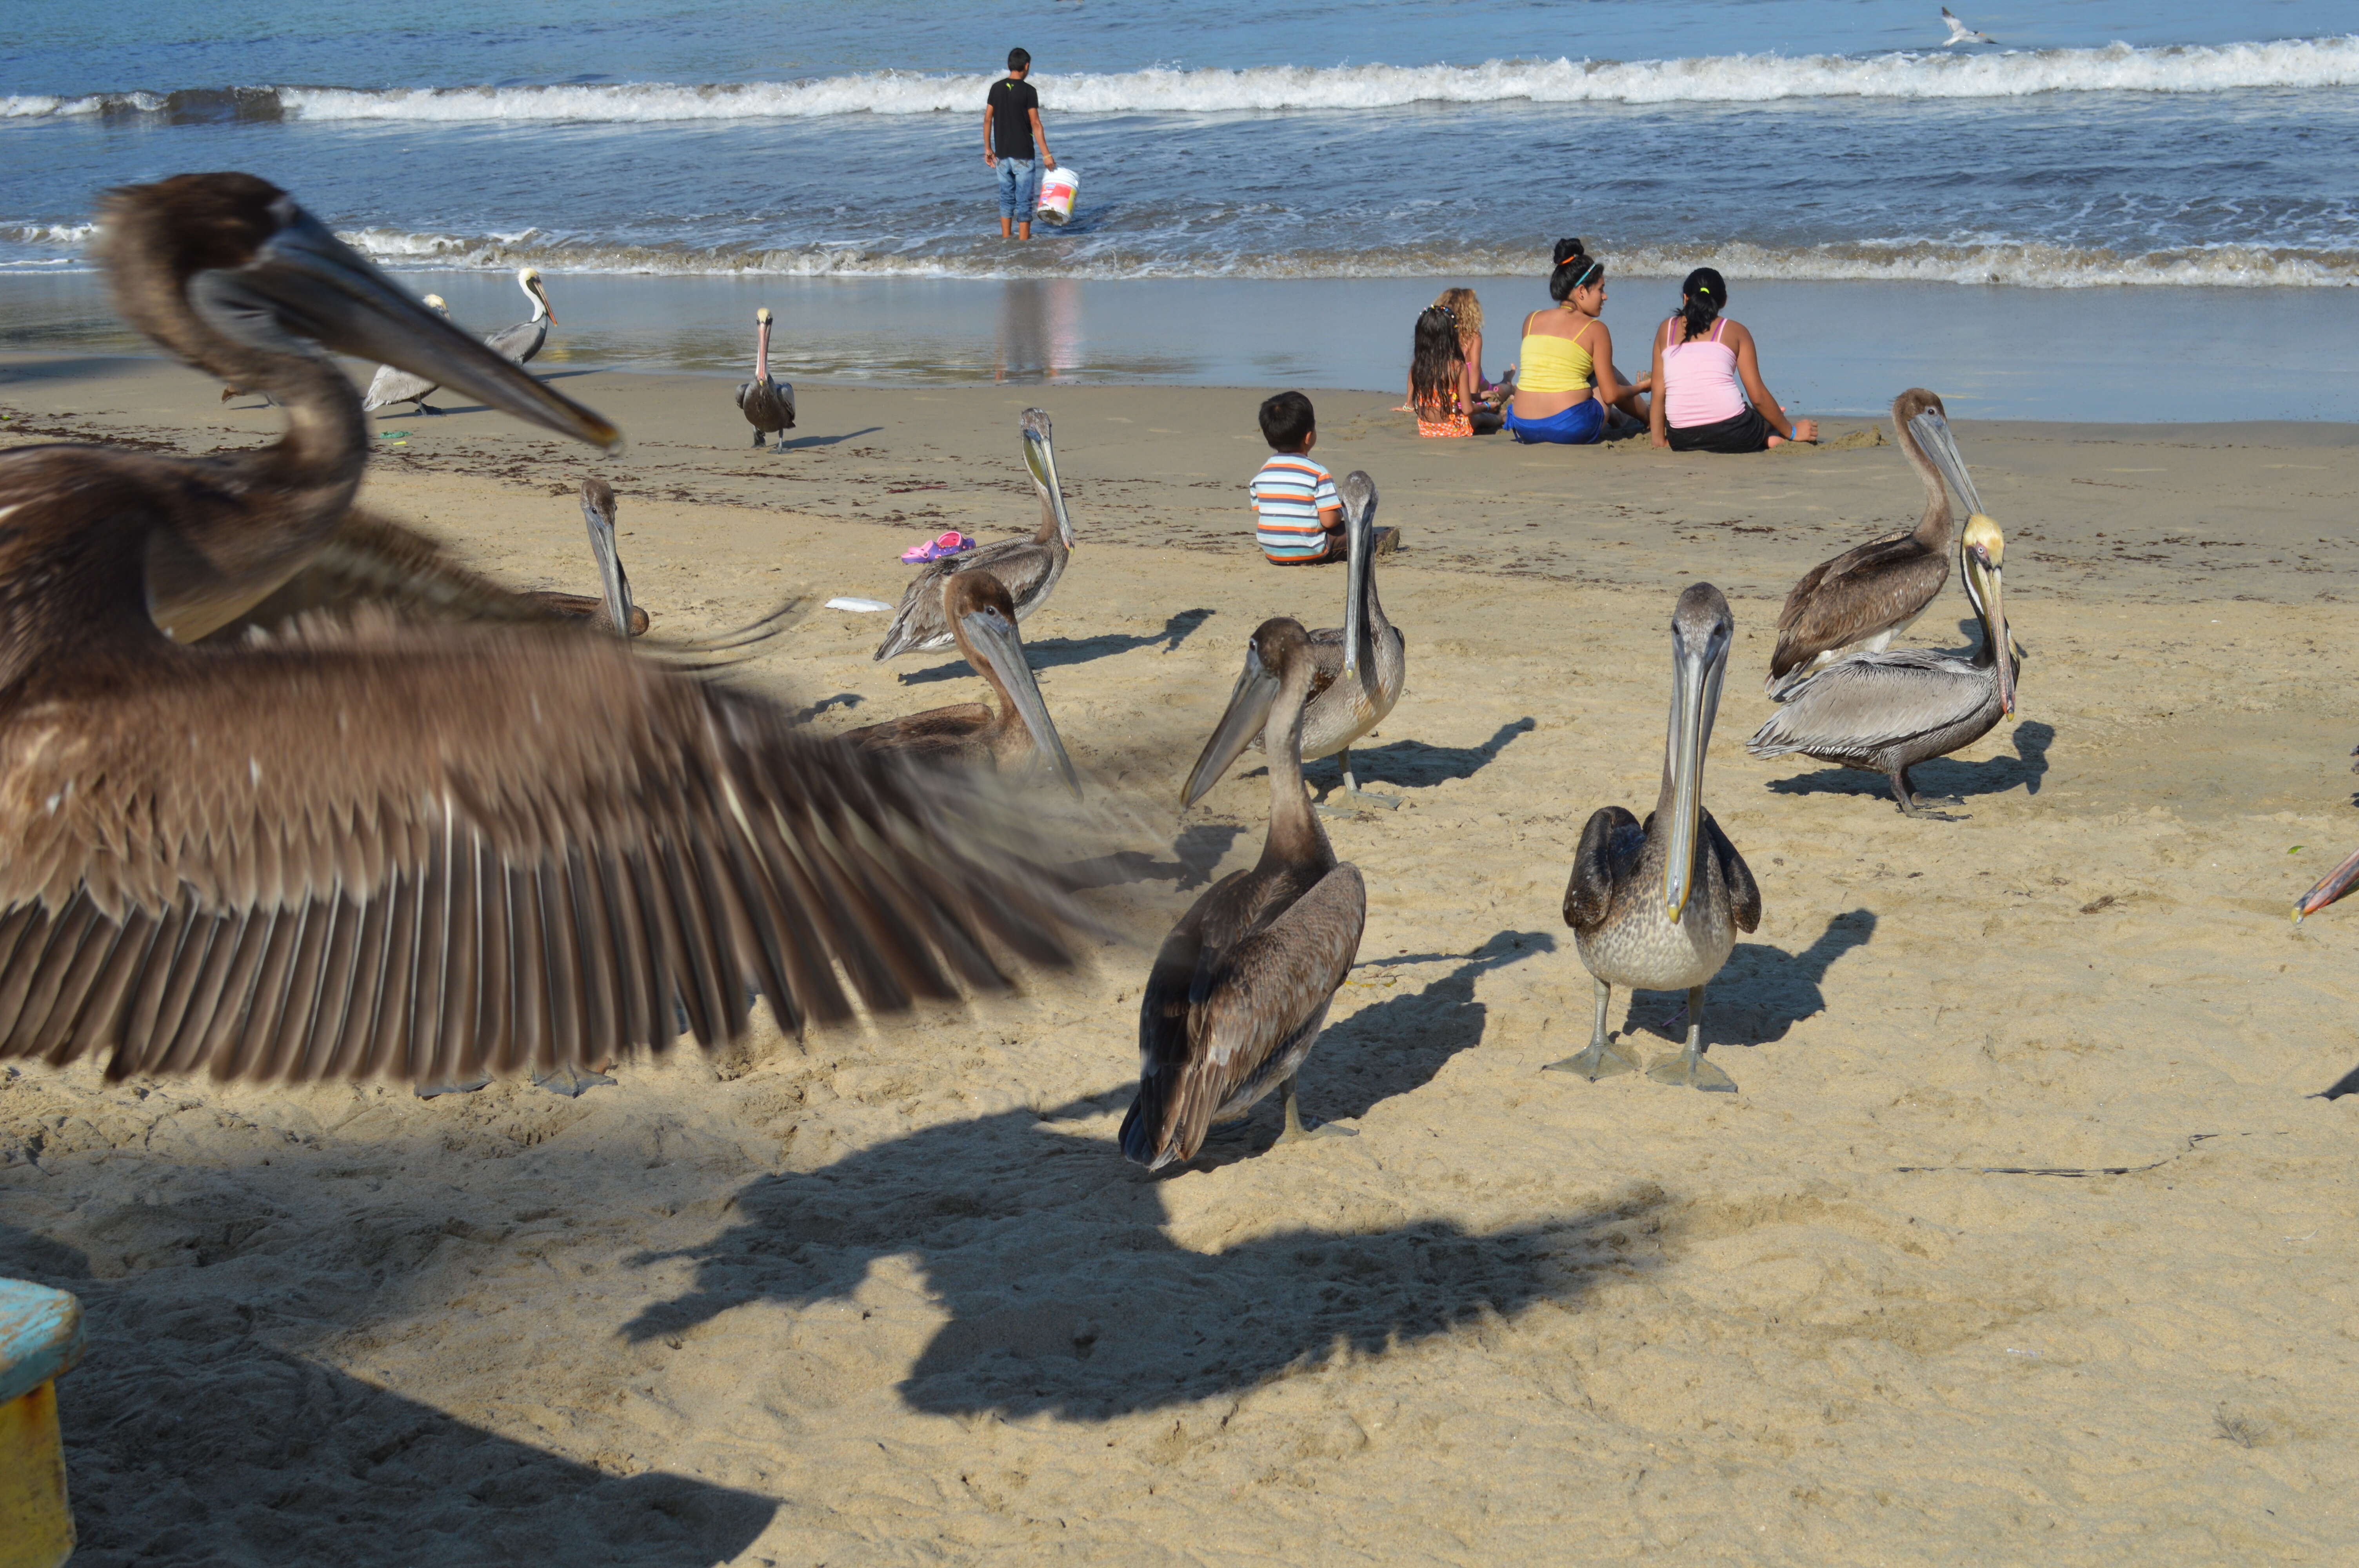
[1248,390,1345,564]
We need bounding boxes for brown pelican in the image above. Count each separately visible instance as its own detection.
[1549,583,1759,1092]
[359,292,452,415]
[0,172,1094,1088]
[736,307,796,450]
[512,477,650,636]
[874,408,1073,661]
[1123,617,1366,1167]
[1765,389,1979,697]
[483,267,554,366]
[1280,470,1405,811]
[1747,515,2018,820]
[845,570,1080,795]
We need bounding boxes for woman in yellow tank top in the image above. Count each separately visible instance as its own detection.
[1504,239,1650,445]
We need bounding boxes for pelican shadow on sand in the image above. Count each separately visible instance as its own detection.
[778,425,883,451]
[1318,715,1538,794]
[1765,718,2052,806]
[0,1221,776,1564]
[621,1082,1657,1422]
[896,608,1216,685]
[1605,907,1878,1051]
[1066,822,1249,893]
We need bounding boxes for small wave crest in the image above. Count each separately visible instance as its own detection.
[10,36,2358,124]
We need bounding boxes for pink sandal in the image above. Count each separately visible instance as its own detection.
[900,531,974,564]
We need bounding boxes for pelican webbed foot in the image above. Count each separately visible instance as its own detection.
[413,1074,490,1099]
[1544,980,1639,1080]
[1892,768,1966,820]
[1644,986,1737,1093]
[534,1064,616,1098]
[1276,1076,1356,1143]
[1333,748,1403,811]
[415,402,442,416]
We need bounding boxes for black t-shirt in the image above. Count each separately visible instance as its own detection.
[987,77,1039,158]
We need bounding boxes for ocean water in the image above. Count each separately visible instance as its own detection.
[5,0,2357,415]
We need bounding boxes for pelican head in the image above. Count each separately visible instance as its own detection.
[946,571,1080,797]
[422,292,447,312]
[1338,469,1377,677]
[1184,617,1306,808]
[756,307,772,325]
[1906,404,1985,520]
[1020,407,1075,549]
[578,476,634,639]
[519,265,553,324]
[1962,513,2014,717]
[96,174,615,447]
[1662,582,1734,922]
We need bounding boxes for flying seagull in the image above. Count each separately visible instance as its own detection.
[1941,7,1994,45]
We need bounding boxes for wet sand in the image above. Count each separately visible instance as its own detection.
[3,356,2357,1564]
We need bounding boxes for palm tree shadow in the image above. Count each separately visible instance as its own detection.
[1322,717,1536,791]
[1616,908,1876,1047]
[620,1085,1654,1422]
[0,1222,776,1564]
[898,609,1216,684]
[1763,719,2052,804]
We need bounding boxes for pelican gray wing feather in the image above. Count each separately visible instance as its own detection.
[873,540,1062,659]
[361,362,438,411]
[1563,806,1643,931]
[1747,648,1996,761]
[1706,815,1762,933]
[1124,862,1364,1167]
[483,316,550,366]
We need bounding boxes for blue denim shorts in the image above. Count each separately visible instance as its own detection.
[995,157,1041,219]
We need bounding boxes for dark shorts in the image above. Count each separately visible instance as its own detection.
[1666,405,1774,454]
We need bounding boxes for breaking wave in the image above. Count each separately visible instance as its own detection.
[7,36,2358,124]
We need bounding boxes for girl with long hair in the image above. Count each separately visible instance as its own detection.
[1503,239,1648,445]
[1647,267,1817,453]
[1407,304,1499,437]
[1432,287,1510,405]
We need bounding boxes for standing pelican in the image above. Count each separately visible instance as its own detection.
[845,570,1081,795]
[484,266,554,365]
[0,172,1096,1089]
[1123,618,1366,1167]
[736,307,797,450]
[1278,470,1405,810]
[1550,584,1759,1092]
[1747,516,2018,819]
[874,408,1074,660]
[359,292,452,415]
[513,477,649,636]
[1766,390,1978,696]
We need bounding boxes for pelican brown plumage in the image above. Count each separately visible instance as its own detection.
[1765,389,1980,697]
[1747,515,2019,820]
[483,267,554,366]
[1550,583,1759,1093]
[0,172,1094,1089]
[359,292,452,416]
[736,307,797,450]
[874,408,1073,661]
[845,570,1080,795]
[1277,470,1405,811]
[1121,617,1367,1168]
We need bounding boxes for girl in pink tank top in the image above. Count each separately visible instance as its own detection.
[1648,267,1819,454]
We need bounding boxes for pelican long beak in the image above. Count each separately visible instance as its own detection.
[1022,412,1075,549]
[189,205,616,447]
[2295,843,2359,923]
[962,605,1081,798]
[1907,408,1986,518]
[579,480,634,638]
[1339,473,1375,678]
[530,274,555,327]
[1662,634,1724,922]
[1183,644,1279,808]
[1976,556,2015,716]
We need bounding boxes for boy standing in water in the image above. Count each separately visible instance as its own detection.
[983,49,1056,240]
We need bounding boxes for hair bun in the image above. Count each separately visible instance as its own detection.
[1552,237,1587,266]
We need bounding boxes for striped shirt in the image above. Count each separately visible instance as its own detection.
[1248,452,1339,562]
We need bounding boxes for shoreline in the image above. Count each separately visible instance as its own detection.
[10,271,2359,421]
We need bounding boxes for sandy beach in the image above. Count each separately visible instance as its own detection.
[4,354,2358,1564]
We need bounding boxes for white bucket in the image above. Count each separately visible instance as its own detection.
[1036,165,1080,225]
